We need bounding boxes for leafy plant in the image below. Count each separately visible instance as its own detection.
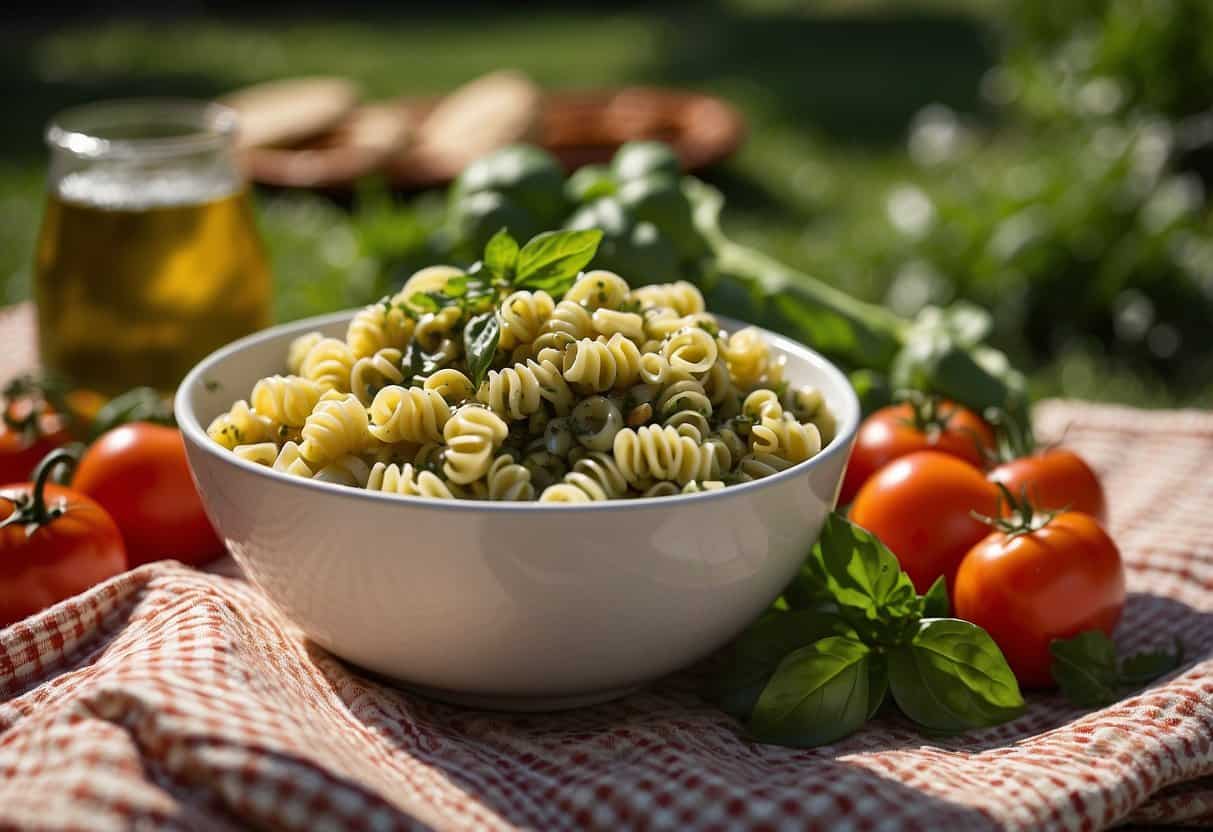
[706,514,1024,748]
[1050,631,1184,707]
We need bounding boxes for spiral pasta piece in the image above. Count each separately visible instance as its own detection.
[742,388,783,421]
[785,385,837,445]
[570,396,624,451]
[498,290,555,350]
[538,483,593,503]
[722,327,773,390]
[487,454,535,501]
[273,441,314,478]
[414,306,464,353]
[423,368,476,404]
[591,308,645,342]
[395,265,465,301]
[314,454,374,487]
[630,281,706,316]
[369,385,450,444]
[442,406,509,485]
[346,300,414,359]
[613,425,719,486]
[478,359,572,420]
[250,375,324,428]
[367,461,455,500]
[208,400,276,449]
[287,331,324,376]
[563,269,630,310]
[751,414,822,463]
[737,452,796,481]
[662,326,719,375]
[531,300,593,360]
[349,349,405,405]
[299,394,372,465]
[301,337,356,393]
[558,451,629,500]
[561,334,642,392]
[233,442,278,466]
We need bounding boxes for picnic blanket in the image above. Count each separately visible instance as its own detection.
[2,302,1212,830]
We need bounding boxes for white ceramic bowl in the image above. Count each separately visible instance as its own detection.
[176,311,860,710]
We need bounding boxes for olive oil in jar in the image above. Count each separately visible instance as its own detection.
[35,99,272,394]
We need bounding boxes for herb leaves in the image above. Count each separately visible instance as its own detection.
[705,513,1024,748]
[1051,631,1184,707]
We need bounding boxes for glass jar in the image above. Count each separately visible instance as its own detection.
[34,98,272,395]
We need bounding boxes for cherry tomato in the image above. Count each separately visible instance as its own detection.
[850,450,999,594]
[73,423,223,568]
[0,449,127,627]
[0,419,70,484]
[989,448,1106,524]
[954,510,1125,687]
[840,400,993,504]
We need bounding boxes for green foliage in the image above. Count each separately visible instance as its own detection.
[705,514,1023,748]
[1050,631,1184,707]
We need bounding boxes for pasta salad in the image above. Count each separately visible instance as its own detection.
[207,229,835,502]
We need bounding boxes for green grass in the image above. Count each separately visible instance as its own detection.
[3,3,1208,408]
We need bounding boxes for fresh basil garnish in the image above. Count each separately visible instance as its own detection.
[484,228,520,283]
[464,311,501,389]
[706,609,855,718]
[1050,631,1184,707]
[810,514,922,643]
[402,341,448,386]
[920,576,950,619]
[887,618,1025,733]
[750,636,872,748]
[513,229,603,294]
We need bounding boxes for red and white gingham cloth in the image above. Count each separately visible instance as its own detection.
[3,302,1213,830]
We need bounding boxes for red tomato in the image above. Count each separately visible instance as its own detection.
[850,451,999,594]
[954,511,1125,687]
[0,408,71,483]
[989,448,1106,524]
[0,451,127,627]
[73,423,223,568]
[840,401,993,504]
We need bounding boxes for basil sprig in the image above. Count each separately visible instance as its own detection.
[388,227,604,389]
[1051,631,1184,707]
[706,513,1024,748]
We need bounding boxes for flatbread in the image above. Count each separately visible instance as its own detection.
[221,77,360,149]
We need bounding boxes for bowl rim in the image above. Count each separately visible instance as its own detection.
[175,309,860,513]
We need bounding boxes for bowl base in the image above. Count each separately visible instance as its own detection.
[389,679,642,712]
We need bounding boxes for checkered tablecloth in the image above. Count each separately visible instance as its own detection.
[2,302,1213,830]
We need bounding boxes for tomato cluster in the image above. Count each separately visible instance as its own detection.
[0,379,224,629]
[841,398,1122,688]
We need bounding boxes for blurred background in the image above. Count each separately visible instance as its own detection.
[5,0,1213,407]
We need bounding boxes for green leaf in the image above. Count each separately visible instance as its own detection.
[1120,640,1184,686]
[407,292,441,314]
[1051,631,1184,707]
[811,514,922,642]
[443,274,469,298]
[867,651,889,719]
[483,228,519,281]
[1050,631,1118,707]
[706,609,854,719]
[514,229,604,294]
[750,636,872,748]
[464,311,501,389]
[888,618,1025,733]
[403,341,449,386]
[921,577,950,619]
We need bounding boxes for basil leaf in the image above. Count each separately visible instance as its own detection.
[706,609,854,719]
[1049,631,1118,707]
[1051,631,1184,707]
[464,311,501,389]
[407,292,441,314]
[514,229,604,294]
[867,651,889,719]
[402,341,448,386]
[443,275,469,298]
[921,576,950,618]
[811,513,922,643]
[484,228,519,282]
[750,636,871,748]
[1120,639,1184,686]
[888,618,1024,733]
